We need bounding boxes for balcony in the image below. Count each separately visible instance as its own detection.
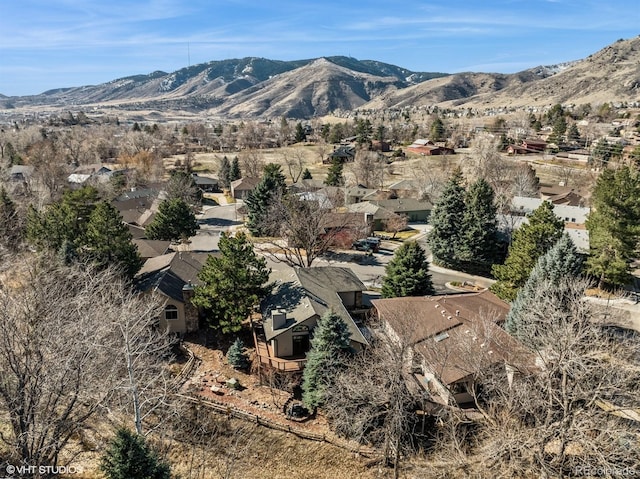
[252,327,307,372]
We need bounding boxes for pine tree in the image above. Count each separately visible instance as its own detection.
[324,157,344,186]
[100,428,171,479]
[229,157,241,182]
[491,201,564,301]
[428,169,466,268]
[302,168,313,180]
[85,200,142,278]
[219,156,231,189]
[458,178,499,275]
[145,198,198,242]
[295,122,307,143]
[302,310,352,410]
[586,166,640,288]
[429,116,445,142]
[192,232,271,333]
[226,337,249,369]
[245,164,286,236]
[381,241,434,298]
[566,123,581,144]
[505,233,583,343]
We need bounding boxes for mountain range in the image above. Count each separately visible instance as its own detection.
[2,36,639,119]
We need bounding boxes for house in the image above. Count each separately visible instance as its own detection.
[135,251,208,335]
[371,140,391,152]
[289,179,325,193]
[370,198,433,223]
[539,185,586,207]
[372,291,530,408]
[324,145,356,164]
[346,202,396,231]
[407,139,455,156]
[132,239,172,260]
[230,177,260,199]
[191,173,219,193]
[500,198,590,252]
[7,165,34,182]
[521,139,547,152]
[254,267,370,371]
[67,164,115,185]
[388,179,424,199]
[555,148,591,164]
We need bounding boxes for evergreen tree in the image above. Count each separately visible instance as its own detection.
[245,164,286,236]
[491,201,564,301]
[145,198,198,242]
[355,118,372,146]
[429,116,445,142]
[166,170,201,207]
[26,186,100,251]
[0,187,22,251]
[302,310,352,410]
[302,168,313,180]
[218,155,231,189]
[428,169,466,268]
[85,201,142,278]
[592,139,612,165]
[229,157,241,182]
[566,123,581,144]
[324,157,344,186]
[586,166,640,288]
[505,233,583,344]
[100,428,171,479]
[294,122,307,143]
[548,115,567,145]
[192,232,271,333]
[458,178,499,275]
[226,337,249,369]
[381,242,434,298]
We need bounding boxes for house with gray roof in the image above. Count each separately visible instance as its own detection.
[135,251,209,335]
[255,267,370,368]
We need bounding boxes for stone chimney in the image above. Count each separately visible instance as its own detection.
[182,282,199,333]
[272,309,287,329]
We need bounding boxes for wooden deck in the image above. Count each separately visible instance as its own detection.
[252,328,307,372]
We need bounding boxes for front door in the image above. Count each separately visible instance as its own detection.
[292,334,309,356]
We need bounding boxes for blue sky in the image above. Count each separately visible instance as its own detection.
[1,0,638,96]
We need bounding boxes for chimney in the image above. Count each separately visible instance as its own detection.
[272,309,287,329]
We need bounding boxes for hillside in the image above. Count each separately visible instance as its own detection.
[1,36,638,118]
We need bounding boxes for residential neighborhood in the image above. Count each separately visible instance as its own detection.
[2,60,640,478]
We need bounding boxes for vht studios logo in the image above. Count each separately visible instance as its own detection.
[5,464,81,476]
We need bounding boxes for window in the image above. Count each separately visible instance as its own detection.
[165,305,178,321]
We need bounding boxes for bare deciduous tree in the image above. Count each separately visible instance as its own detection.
[349,150,386,189]
[238,149,263,179]
[0,253,173,474]
[427,278,640,477]
[384,213,408,239]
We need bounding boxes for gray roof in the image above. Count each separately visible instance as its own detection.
[262,267,368,345]
[511,197,589,224]
[371,198,433,213]
[135,251,207,303]
[346,201,396,220]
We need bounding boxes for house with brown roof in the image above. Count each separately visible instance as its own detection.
[372,291,530,408]
[135,251,209,335]
[407,139,455,156]
[230,177,260,199]
[254,267,370,371]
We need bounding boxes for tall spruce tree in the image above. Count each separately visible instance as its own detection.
[192,232,271,333]
[302,168,313,180]
[428,169,466,268]
[85,200,142,279]
[100,428,171,479]
[302,310,352,410]
[491,201,564,301]
[586,166,640,288]
[226,337,249,369]
[245,163,286,236]
[505,233,583,344]
[145,198,198,242]
[458,178,499,275]
[324,157,344,186]
[381,241,434,298]
[229,156,241,182]
[219,156,231,189]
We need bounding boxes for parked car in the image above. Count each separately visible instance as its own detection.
[352,237,380,252]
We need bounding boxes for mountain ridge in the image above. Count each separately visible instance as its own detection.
[2,36,639,118]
